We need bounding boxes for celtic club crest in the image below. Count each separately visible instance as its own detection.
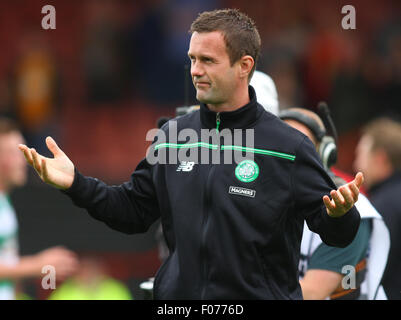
[235,160,259,183]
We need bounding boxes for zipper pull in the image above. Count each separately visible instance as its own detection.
[216,112,221,133]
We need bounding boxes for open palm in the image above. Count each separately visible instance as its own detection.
[18,137,75,190]
[323,172,364,218]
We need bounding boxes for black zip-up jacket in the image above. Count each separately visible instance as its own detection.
[63,86,360,299]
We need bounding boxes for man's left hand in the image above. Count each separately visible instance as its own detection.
[323,172,364,218]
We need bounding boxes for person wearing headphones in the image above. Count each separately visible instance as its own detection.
[280,107,390,300]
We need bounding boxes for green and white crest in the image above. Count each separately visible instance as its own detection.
[235,160,259,183]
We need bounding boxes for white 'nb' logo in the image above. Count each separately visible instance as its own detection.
[176,161,195,172]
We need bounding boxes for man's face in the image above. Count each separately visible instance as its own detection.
[0,131,27,190]
[188,31,239,107]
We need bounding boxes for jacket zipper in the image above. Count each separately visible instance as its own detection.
[200,112,221,299]
[216,112,221,133]
[200,165,214,299]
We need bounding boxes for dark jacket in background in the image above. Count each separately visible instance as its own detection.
[370,172,401,300]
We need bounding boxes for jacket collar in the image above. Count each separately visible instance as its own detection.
[199,86,263,130]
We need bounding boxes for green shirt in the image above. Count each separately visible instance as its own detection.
[0,193,19,300]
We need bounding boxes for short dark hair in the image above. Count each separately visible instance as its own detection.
[363,118,401,170]
[190,8,261,80]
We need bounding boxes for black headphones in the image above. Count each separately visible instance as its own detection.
[279,103,338,170]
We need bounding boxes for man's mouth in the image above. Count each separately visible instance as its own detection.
[195,82,210,88]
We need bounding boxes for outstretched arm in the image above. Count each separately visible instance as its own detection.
[19,137,160,234]
[0,247,78,281]
[18,136,75,189]
[294,137,361,248]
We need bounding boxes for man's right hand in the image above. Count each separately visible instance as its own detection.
[18,136,75,190]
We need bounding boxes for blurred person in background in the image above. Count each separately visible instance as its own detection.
[280,108,389,300]
[0,117,78,300]
[49,254,132,300]
[7,31,62,156]
[354,118,401,299]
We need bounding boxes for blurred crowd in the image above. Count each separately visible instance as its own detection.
[0,0,400,300]
[0,0,400,179]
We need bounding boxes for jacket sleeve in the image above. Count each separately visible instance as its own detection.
[292,137,361,248]
[61,158,160,234]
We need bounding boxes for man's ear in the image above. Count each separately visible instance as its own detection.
[238,55,254,80]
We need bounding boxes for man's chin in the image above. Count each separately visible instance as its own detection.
[196,92,213,104]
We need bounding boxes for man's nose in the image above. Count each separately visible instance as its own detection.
[191,61,204,77]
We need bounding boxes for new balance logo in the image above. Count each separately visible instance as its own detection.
[176,161,195,172]
[229,186,256,198]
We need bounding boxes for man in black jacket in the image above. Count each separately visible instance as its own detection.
[18,9,363,299]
